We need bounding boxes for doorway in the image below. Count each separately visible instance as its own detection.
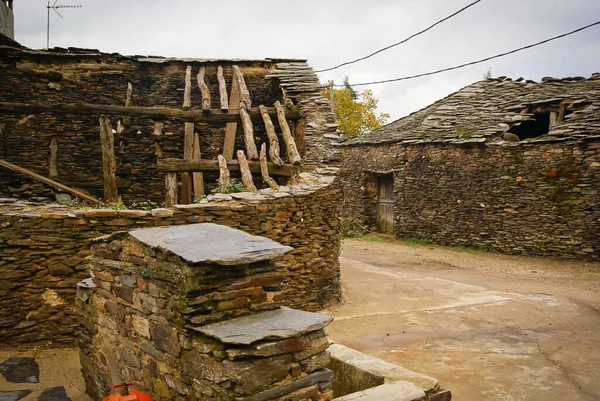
[377,175,394,234]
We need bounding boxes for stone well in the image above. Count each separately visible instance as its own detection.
[77,223,334,401]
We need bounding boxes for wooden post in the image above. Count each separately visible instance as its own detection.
[180,122,194,204]
[217,154,230,189]
[237,150,257,192]
[217,65,228,111]
[223,69,240,161]
[258,104,284,166]
[49,137,58,179]
[99,116,119,202]
[165,172,178,207]
[274,101,301,165]
[192,132,204,199]
[183,65,192,110]
[125,82,133,107]
[260,143,278,190]
[232,65,251,109]
[197,66,211,111]
[239,103,259,160]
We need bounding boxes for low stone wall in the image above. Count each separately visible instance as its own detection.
[341,140,600,258]
[0,1,13,40]
[0,177,341,346]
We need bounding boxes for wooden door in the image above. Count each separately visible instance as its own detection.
[377,176,394,234]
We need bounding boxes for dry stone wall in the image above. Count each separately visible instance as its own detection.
[341,140,600,258]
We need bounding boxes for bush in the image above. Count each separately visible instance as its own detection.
[212,178,246,194]
[341,219,367,238]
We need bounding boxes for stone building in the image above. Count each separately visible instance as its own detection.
[341,75,600,258]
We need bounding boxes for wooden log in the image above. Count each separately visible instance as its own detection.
[125,82,133,107]
[0,101,301,123]
[183,65,192,110]
[197,66,211,111]
[274,101,302,164]
[259,143,278,190]
[232,65,251,109]
[99,116,119,202]
[223,73,240,161]
[258,104,284,166]
[49,137,58,179]
[217,154,230,189]
[217,65,228,111]
[192,132,204,199]
[157,158,299,176]
[0,158,98,203]
[180,122,195,204]
[237,150,257,192]
[165,172,178,207]
[239,103,259,160]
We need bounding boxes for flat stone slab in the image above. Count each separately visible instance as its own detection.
[194,306,333,345]
[332,382,425,401]
[0,358,39,383]
[0,390,32,401]
[38,386,72,401]
[129,223,292,265]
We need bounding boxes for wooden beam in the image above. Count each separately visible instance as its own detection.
[99,116,119,202]
[258,104,283,166]
[232,65,251,109]
[237,150,257,192]
[180,122,194,204]
[165,172,178,207]
[192,132,204,199]
[274,101,301,165]
[223,75,240,161]
[0,159,98,203]
[125,82,133,107]
[49,137,58,179]
[217,65,228,111]
[260,143,278,190]
[217,154,230,188]
[0,102,301,124]
[197,66,211,111]
[157,158,299,177]
[239,103,259,160]
[183,65,192,110]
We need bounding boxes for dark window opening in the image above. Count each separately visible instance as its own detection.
[508,112,550,140]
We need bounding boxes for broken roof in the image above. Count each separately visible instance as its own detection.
[344,74,600,146]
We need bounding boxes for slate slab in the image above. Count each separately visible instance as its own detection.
[193,306,333,345]
[38,386,72,401]
[0,357,39,383]
[0,390,32,401]
[129,223,292,265]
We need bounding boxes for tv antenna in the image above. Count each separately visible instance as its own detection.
[46,0,82,49]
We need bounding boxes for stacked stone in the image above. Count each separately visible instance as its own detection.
[78,223,334,401]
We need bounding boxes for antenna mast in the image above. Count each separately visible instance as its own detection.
[46,0,82,49]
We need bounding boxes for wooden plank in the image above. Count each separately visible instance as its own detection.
[157,158,298,177]
[237,150,257,192]
[180,122,195,204]
[217,65,228,111]
[165,172,178,207]
[258,104,283,166]
[217,154,230,188]
[197,66,211,111]
[259,143,278,190]
[239,103,259,160]
[274,101,302,164]
[125,82,133,107]
[183,65,192,110]
[223,72,241,161]
[99,116,119,202]
[192,132,204,199]
[0,159,98,203]
[232,65,251,109]
[0,102,301,123]
[49,137,58,179]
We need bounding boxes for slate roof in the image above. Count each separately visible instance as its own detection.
[344,74,600,146]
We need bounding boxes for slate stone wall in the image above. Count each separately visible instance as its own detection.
[341,140,600,258]
[0,181,341,346]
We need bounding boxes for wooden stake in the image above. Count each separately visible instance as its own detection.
[125,82,133,107]
[258,104,284,166]
[99,116,119,202]
[157,158,298,176]
[239,103,259,160]
[260,143,278,190]
[223,70,240,161]
[192,132,204,199]
[183,65,192,110]
[197,66,211,111]
[180,122,194,204]
[49,137,58,179]
[217,154,230,189]
[165,172,178,207]
[232,65,251,109]
[274,101,301,164]
[217,65,228,111]
[237,150,257,192]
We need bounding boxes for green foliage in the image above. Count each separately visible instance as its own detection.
[483,68,492,79]
[341,220,368,238]
[103,202,128,210]
[212,178,246,194]
[129,200,159,211]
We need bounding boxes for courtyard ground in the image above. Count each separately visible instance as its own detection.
[324,238,600,401]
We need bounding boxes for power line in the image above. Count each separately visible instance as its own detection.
[316,0,483,73]
[332,20,600,87]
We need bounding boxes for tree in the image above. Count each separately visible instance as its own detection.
[321,77,390,138]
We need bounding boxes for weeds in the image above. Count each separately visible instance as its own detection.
[212,178,246,194]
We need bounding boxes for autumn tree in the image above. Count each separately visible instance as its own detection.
[321,77,390,138]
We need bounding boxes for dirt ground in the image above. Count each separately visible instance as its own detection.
[324,239,600,401]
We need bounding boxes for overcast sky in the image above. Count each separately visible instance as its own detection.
[13,0,600,122]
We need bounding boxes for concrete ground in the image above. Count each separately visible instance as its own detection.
[324,239,600,401]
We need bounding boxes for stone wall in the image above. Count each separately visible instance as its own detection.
[0,1,13,40]
[341,140,600,258]
[0,177,341,346]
